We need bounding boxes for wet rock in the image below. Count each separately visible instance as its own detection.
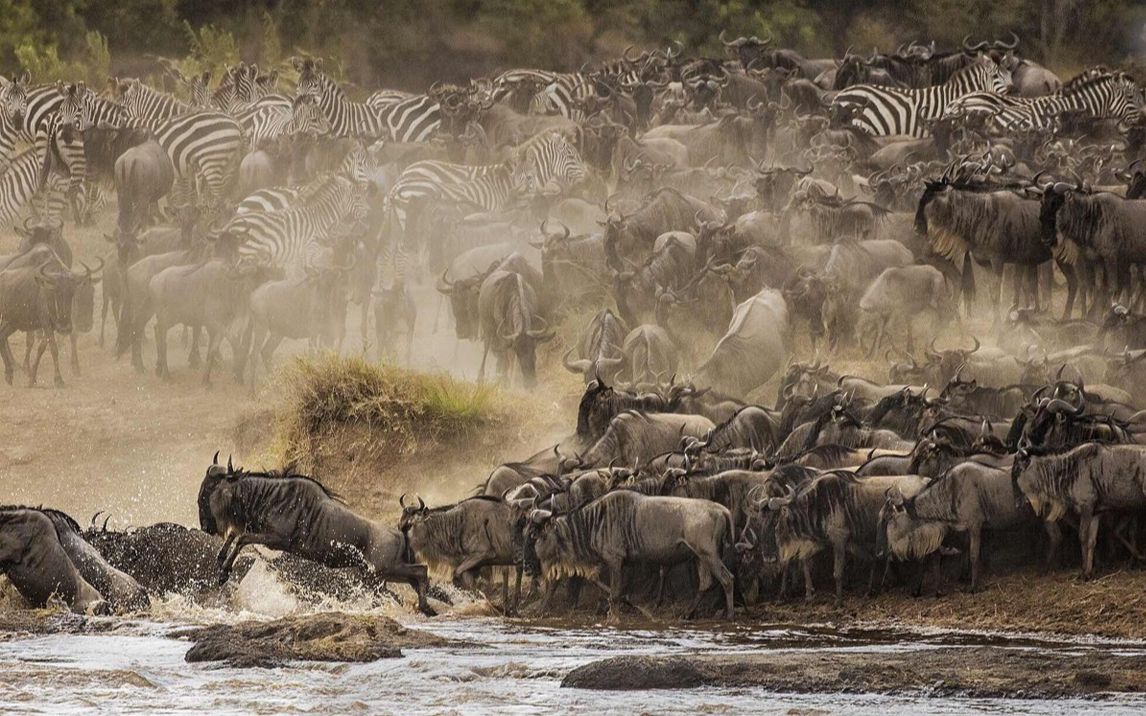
[562,655,706,690]
[176,612,461,667]
[1075,670,1112,689]
[83,523,251,598]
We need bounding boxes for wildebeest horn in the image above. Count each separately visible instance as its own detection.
[227,455,233,472]
[213,450,219,465]
[965,336,980,354]
[995,31,1019,50]
[563,348,593,374]
[1055,364,1065,381]
[435,268,455,295]
[399,493,409,508]
[90,511,105,528]
[416,495,426,510]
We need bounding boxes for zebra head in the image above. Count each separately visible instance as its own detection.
[182,70,212,108]
[54,81,90,136]
[0,70,30,124]
[985,57,1015,95]
[292,57,327,101]
[288,93,331,137]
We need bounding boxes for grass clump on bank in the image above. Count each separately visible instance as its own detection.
[269,353,503,472]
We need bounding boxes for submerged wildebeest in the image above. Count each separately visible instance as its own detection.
[197,454,437,615]
[524,490,735,618]
[40,509,150,612]
[0,507,108,614]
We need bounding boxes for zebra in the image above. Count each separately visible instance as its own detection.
[376,93,442,143]
[101,81,242,205]
[292,57,386,139]
[225,174,366,272]
[112,78,192,122]
[946,70,1144,131]
[0,146,58,226]
[831,56,1014,138]
[236,141,375,214]
[34,84,90,223]
[241,93,331,147]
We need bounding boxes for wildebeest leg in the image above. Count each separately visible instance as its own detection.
[451,553,494,590]
[989,260,1005,326]
[1043,521,1062,573]
[154,320,170,379]
[512,565,523,612]
[1079,508,1100,580]
[203,327,223,387]
[929,553,944,597]
[961,253,975,316]
[695,549,735,619]
[188,326,202,368]
[1059,261,1077,320]
[604,557,626,618]
[70,330,80,375]
[831,542,846,607]
[219,532,293,583]
[802,559,815,602]
[968,528,982,592]
[477,341,489,383]
[23,331,34,374]
[0,325,17,385]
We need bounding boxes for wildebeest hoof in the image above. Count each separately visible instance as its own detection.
[419,605,438,617]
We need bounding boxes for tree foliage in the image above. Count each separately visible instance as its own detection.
[0,0,1139,89]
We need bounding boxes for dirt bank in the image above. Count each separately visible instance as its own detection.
[562,647,1146,698]
[741,568,1146,641]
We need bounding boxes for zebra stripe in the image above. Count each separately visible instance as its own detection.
[114,78,191,123]
[152,111,244,203]
[228,174,365,270]
[293,58,385,139]
[236,187,299,214]
[0,147,52,226]
[832,57,1013,138]
[948,71,1144,130]
[377,93,441,143]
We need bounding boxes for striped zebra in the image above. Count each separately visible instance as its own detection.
[390,131,586,222]
[831,56,1014,138]
[236,141,375,214]
[947,71,1144,131]
[292,57,386,139]
[0,146,59,226]
[213,63,281,113]
[112,78,192,122]
[108,80,242,205]
[226,174,366,271]
[375,93,442,143]
[241,93,331,147]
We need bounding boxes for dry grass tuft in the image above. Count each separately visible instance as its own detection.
[267,353,504,472]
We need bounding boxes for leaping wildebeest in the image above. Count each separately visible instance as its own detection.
[197,454,437,615]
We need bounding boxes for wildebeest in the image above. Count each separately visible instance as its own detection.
[878,462,1032,592]
[616,323,677,391]
[197,455,436,615]
[857,265,954,356]
[563,308,627,384]
[40,509,150,612]
[0,506,108,614]
[1012,443,1146,578]
[0,259,101,387]
[579,411,715,468]
[524,490,735,618]
[114,137,175,234]
[758,471,930,604]
[696,288,789,398]
[399,494,523,609]
[477,269,554,388]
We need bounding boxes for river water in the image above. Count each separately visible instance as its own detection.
[1,564,1144,714]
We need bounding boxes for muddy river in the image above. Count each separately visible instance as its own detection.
[3,569,1145,716]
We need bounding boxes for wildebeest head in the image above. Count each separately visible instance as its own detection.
[397,493,428,532]
[575,378,615,440]
[35,258,102,335]
[720,29,773,69]
[925,337,980,386]
[197,451,234,535]
[521,508,556,576]
[436,268,485,340]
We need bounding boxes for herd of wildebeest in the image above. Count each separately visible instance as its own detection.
[7,31,1146,620]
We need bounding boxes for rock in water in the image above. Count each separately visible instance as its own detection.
[562,655,707,690]
[176,612,459,667]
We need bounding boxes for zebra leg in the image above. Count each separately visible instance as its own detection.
[187,326,202,368]
[154,320,170,379]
